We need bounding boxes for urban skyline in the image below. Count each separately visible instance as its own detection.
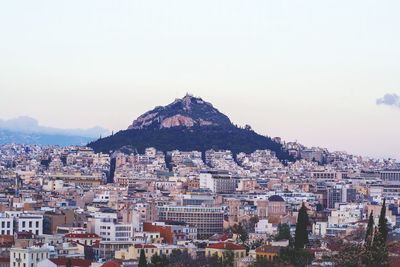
[1,1,400,159]
[0,1,399,267]
[0,90,399,160]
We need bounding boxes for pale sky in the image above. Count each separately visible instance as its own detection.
[0,0,399,159]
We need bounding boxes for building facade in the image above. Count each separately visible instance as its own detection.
[158,206,224,238]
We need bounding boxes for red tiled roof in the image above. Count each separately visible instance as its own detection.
[0,257,10,263]
[209,233,230,242]
[65,233,100,239]
[101,260,122,267]
[207,242,246,250]
[16,231,33,238]
[50,258,92,267]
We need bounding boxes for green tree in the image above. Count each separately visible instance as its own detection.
[150,253,169,267]
[222,250,235,267]
[369,228,389,267]
[280,247,313,267]
[208,253,220,267]
[139,249,148,267]
[294,203,309,249]
[365,211,374,245]
[239,226,249,244]
[231,223,249,244]
[275,223,292,242]
[334,243,365,267]
[168,249,199,266]
[378,199,388,242]
[84,246,95,261]
[248,216,259,232]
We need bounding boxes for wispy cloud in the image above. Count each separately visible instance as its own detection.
[376,93,400,108]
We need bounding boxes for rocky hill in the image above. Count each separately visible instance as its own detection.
[89,94,293,161]
[128,94,232,130]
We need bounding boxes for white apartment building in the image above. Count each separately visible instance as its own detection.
[199,171,237,194]
[312,171,343,182]
[18,215,43,236]
[93,192,111,203]
[328,204,363,226]
[93,218,134,242]
[42,179,64,192]
[0,214,14,235]
[5,211,23,219]
[10,245,50,267]
[255,219,276,235]
[370,184,400,199]
[158,206,224,238]
[0,212,43,236]
[380,170,400,183]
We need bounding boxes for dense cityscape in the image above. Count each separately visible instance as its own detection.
[1,1,399,266]
[0,140,399,266]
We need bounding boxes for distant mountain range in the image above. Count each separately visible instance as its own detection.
[89,94,293,161]
[0,116,109,146]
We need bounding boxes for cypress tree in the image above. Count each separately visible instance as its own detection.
[365,211,374,245]
[294,203,309,249]
[370,228,389,267]
[138,249,148,267]
[378,198,388,242]
[276,223,292,241]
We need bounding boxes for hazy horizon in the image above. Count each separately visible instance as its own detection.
[1,1,399,159]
